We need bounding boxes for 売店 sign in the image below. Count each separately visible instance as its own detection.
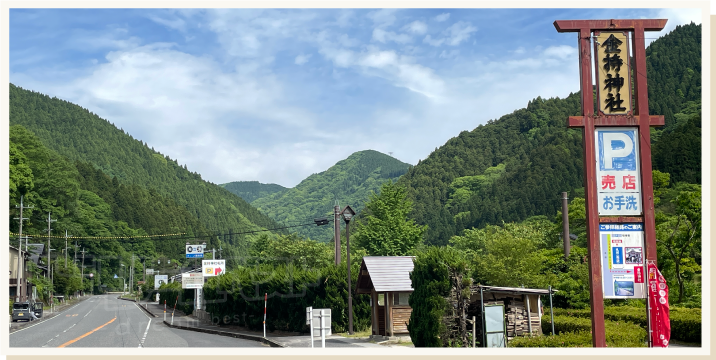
[182,273,204,289]
[202,260,225,277]
[186,244,204,258]
[595,128,642,216]
[600,223,646,299]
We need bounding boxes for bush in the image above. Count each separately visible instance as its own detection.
[550,306,701,343]
[407,246,468,347]
[158,282,194,315]
[509,331,593,347]
[541,315,646,347]
[201,259,371,334]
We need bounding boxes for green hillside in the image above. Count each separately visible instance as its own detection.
[399,22,702,246]
[249,150,411,242]
[9,84,283,258]
[220,181,287,203]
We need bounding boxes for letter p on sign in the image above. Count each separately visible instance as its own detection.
[598,129,637,171]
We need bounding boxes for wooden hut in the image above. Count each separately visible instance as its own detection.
[468,285,557,344]
[355,256,414,340]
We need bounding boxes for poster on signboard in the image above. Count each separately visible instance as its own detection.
[154,275,168,290]
[600,223,646,299]
[186,244,204,258]
[181,273,204,289]
[202,260,225,277]
[595,128,642,216]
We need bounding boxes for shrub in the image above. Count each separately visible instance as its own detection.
[550,306,701,343]
[201,259,371,334]
[509,331,593,347]
[541,315,646,347]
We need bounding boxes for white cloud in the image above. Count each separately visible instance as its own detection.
[439,49,459,59]
[444,21,478,46]
[367,9,399,28]
[423,34,444,47]
[404,20,427,34]
[435,13,450,22]
[147,14,187,32]
[372,28,412,44]
[295,53,312,65]
[648,8,702,45]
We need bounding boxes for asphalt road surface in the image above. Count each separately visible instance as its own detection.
[10,295,265,348]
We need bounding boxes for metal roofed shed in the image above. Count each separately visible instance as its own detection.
[468,285,559,347]
[355,256,415,340]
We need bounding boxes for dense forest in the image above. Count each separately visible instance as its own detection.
[220,181,287,203]
[398,22,702,246]
[246,150,411,242]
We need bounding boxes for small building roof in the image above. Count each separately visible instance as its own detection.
[357,256,415,293]
[473,285,558,295]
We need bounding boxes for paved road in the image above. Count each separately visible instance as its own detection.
[9,295,265,348]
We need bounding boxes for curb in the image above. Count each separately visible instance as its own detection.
[162,320,284,347]
[137,303,158,318]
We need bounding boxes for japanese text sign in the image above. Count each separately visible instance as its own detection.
[595,128,642,216]
[648,263,671,347]
[595,32,632,115]
[599,223,646,299]
[181,272,204,289]
[186,244,204,258]
[202,260,225,277]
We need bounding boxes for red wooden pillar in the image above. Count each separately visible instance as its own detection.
[554,19,666,348]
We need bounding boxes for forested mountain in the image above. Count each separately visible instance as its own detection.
[399,22,702,246]
[220,181,287,203]
[9,84,282,245]
[249,150,411,242]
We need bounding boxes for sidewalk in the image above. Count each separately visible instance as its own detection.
[137,300,403,348]
[9,295,92,333]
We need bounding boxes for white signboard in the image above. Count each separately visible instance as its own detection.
[311,308,332,337]
[181,273,204,289]
[202,260,226,277]
[600,223,646,299]
[595,128,642,216]
[146,269,154,275]
[195,288,203,310]
[154,275,168,290]
[186,244,204,258]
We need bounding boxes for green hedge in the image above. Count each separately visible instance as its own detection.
[201,260,371,334]
[542,315,646,347]
[551,306,701,343]
[158,282,195,316]
[509,331,593,347]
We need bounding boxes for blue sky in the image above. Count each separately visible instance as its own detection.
[9,7,702,188]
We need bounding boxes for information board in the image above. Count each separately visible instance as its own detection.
[595,128,642,216]
[181,273,204,289]
[202,260,225,277]
[600,223,646,299]
[154,275,168,290]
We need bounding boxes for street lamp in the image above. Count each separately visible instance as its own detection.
[121,264,126,294]
[341,205,356,335]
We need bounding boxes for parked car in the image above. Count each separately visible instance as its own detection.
[11,302,43,322]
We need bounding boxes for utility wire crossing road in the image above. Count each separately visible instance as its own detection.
[10,295,264,348]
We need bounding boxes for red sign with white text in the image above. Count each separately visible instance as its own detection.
[635,266,644,283]
[648,263,670,347]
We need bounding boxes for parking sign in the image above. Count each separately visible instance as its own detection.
[595,128,642,216]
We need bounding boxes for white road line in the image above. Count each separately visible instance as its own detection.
[133,302,153,348]
[84,310,92,317]
[63,324,76,332]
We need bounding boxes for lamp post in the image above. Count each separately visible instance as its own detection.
[48,248,56,305]
[121,264,126,294]
[341,205,356,335]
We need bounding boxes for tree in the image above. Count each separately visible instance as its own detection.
[52,259,82,296]
[353,181,427,256]
[656,183,701,304]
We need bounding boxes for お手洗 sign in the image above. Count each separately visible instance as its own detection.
[595,128,642,216]
[600,223,646,299]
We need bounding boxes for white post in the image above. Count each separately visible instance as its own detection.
[263,293,267,338]
[320,310,326,348]
[310,308,314,348]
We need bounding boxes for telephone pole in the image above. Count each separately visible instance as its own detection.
[46,212,57,284]
[64,230,71,267]
[81,248,86,288]
[562,192,570,260]
[14,195,32,302]
[334,204,341,265]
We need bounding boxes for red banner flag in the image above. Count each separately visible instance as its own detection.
[648,263,671,347]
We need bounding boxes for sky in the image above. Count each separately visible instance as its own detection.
[8,7,703,188]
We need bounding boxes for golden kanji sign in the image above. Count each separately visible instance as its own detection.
[595,32,632,115]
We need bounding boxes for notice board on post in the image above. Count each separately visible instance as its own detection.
[600,223,646,299]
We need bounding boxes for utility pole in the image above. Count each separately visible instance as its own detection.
[562,192,570,260]
[81,248,86,288]
[218,245,222,260]
[74,240,78,265]
[64,230,71,267]
[14,195,32,302]
[341,205,356,335]
[334,204,341,265]
[46,212,57,288]
[143,259,146,282]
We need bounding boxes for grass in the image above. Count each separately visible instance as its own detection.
[337,328,372,338]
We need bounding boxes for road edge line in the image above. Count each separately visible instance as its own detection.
[162,320,284,348]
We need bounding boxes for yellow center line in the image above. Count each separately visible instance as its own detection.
[57,317,116,348]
